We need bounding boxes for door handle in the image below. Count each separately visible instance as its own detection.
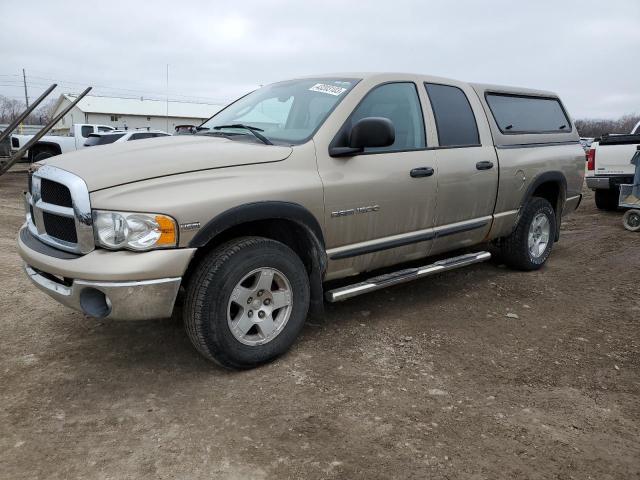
[410,167,435,178]
[476,161,494,170]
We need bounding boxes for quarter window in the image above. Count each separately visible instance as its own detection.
[344,82,426,153]
[425,83,479,147]
[485,93,570,134]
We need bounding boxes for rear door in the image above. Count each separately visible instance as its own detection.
[424,82,498,255]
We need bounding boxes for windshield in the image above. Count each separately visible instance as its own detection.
[199,78,359,145]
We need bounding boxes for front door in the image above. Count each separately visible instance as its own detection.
[316,82,438,280]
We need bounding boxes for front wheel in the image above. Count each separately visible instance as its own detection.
[184,236,310,369]
[498,197,557,271]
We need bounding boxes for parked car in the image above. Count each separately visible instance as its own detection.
[84,129,170,147]
[18,73,584,368]
[586,122,640,210]
[11,124,116,162]
[174,124,198,135]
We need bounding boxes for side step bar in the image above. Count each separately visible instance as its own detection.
[325,251,491,302]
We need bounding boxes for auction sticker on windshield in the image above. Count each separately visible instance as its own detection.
[309,83,347,96]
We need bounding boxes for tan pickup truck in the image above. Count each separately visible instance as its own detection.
[17,73,584,368]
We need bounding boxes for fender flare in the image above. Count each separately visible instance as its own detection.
[522,171,567,208]
[189,201,325,250]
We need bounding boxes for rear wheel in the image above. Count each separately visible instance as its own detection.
[595,188,619,211]
[498,197,556,271]
[184,236,310,369]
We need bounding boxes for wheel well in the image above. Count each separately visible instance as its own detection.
[183,218,326,315]
[531,181,562,214]
[184,218,325,291]
[29,143,61,161]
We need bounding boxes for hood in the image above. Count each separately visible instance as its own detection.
[44,135,293,191]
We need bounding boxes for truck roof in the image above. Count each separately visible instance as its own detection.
[287,72,560,98]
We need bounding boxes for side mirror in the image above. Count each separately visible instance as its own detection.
[350,117,395,149]
[329,117,395,157]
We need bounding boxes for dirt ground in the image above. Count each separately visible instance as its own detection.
[0,169,638,480]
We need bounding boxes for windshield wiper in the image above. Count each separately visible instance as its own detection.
[212,124,273,145]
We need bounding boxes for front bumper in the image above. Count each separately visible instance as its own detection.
[25,265,181,320]
[18,226,196,320]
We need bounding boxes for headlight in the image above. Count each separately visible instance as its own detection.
[93,210,177,251]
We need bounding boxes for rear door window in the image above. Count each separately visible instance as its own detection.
[425,83,479,147]
[486,93,571,133]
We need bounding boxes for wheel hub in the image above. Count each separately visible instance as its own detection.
[227,267,293,346]
[528,212,551,259]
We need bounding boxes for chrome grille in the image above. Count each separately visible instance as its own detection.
[25,165,94,254]
[41,178,73,207]
[42,212,78,243]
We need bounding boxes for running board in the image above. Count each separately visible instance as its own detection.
[325,251,491,302]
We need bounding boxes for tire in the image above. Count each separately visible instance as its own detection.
[622,209,640,232]
[33,151,55,162]
[498,197,557,271]
[184,236,310,369]
[595,188,619,211]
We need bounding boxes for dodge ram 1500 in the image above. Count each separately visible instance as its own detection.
[17,73,584,368]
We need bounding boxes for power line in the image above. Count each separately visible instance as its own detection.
[0,71,230,105]
[0,81,225,105]
[22,71,229,103]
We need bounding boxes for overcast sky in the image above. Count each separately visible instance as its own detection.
[0,0,638,119]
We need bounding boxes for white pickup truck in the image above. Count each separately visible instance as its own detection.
[11,124,115,162]
[586,121,640,210]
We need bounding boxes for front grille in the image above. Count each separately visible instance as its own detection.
[41,179,72,207]
[43,212,78,243]
[25,165,94,254]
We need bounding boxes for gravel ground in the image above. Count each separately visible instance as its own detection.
[1,170,639,480]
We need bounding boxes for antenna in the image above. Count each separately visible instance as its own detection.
[166,64,169,133]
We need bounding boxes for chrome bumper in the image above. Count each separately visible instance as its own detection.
[24,265,181,320]
[586,176,611,190]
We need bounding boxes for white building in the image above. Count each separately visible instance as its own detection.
[51,94,224,133]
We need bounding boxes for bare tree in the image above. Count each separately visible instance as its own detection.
[575,114,640,138]
[0,95,58,125]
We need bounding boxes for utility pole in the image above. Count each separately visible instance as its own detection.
[22,69,29,108]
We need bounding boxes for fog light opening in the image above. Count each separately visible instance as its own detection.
[79,288,112,319]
